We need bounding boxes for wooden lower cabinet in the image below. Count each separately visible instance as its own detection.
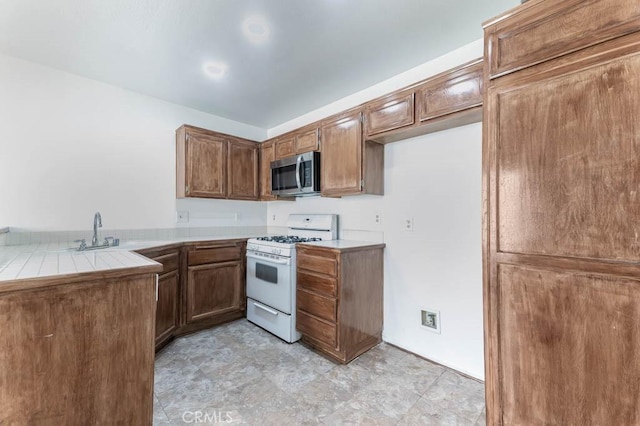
[296,243,385,363]
[186,260,244,323]
[156,270,179,347]
[136,248,181,351]
[0,272,158,424]
[182,241,246,333]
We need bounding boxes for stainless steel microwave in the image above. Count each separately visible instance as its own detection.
[271,151,320,197]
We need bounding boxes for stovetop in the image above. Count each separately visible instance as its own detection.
[255,235,323,244]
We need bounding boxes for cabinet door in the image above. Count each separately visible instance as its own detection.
[227,140,259,200]
[321,112,363,196]
[365,91,415,137]
[185,133,227,198]
[295,127,319,153]
[484,33,640,425]
[275,136,295,159]
[417,59,482,122]
[259,141,275,200]
[186,261,243,323]
[155,271,178,347]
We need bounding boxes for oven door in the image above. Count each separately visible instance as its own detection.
[246,251,293,314]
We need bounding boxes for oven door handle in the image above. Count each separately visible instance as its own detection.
[253,302,279,316]
[295,155,303,192]
[246,252,290,265]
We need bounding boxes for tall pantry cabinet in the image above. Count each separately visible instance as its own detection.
[482,0,640,424]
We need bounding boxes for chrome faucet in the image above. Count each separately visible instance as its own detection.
[92,212,102,246]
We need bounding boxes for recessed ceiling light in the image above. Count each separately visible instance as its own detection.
[202,61,228,79]
[242,16,270,44]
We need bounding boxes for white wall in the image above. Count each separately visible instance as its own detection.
[267,39,485,379]
[0,54,267,230]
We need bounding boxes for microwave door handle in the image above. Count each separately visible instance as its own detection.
[295,155,303,192]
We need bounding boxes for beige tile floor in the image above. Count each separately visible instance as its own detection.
[153,319,486,425]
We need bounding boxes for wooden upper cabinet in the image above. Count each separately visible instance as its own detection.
[177,126,227,198]
[485,0,640,79]
[275,136,295,159]
[321,112,363,196]
[274,127,320,160]
[227,139,259,200]
[364,91,415,137]
[417,59,483,122]
[259,140,275,200]
[321,111,384,197]
[295,127,320,153]
[176,125,259,200]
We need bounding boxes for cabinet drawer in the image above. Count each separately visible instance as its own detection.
[275,137,295,159]
[152,252,179,274]
[297,252,337,277]
[188,244,242,266]
[365,92,415,137]
[417,59,482,122]
[485,0,640,78]
[297,270,337,297]
[296,310,336,347]
[297,289,336,322]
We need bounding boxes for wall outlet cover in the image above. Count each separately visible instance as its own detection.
[176,211,189,223]
[421,309,441,334]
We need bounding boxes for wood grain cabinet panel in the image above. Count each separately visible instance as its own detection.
[0,274,156,424]
[295,127,320,153]
[320,111,384,197]
[483,3,640,424]
[296,244,384,364]
[297,270,337,297]
[177,127,227,198]
[365,91,415,137]
[176,125,259,200]
[494,40,640,262]
[485,0,640,78]
[156,270,179,346]
[136,248,181,351]
[259,140,276,200]
[497,264,640,425]
[297,288,336,322]
[227,139,259,200]
[186,260,243,323]
[417,59,482,122]
[275,136,295,159]
[184,241,246,331]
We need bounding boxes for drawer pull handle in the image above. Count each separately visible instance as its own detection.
[253,302,279,316]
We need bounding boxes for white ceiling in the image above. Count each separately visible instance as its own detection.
[0,0,517,128]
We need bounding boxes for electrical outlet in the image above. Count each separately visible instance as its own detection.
[421,309,441,334]
[404,217,414,231]
[176,211,189,223]
[374,212,382,225]
[272,214,276,221]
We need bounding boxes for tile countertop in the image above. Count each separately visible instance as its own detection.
[0,234,262,290]
[0,235,383,291]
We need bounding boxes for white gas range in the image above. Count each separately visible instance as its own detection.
[246,214,338,342]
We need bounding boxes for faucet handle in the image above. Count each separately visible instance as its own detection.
[74,239,87,251]
[104,236,114,246]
